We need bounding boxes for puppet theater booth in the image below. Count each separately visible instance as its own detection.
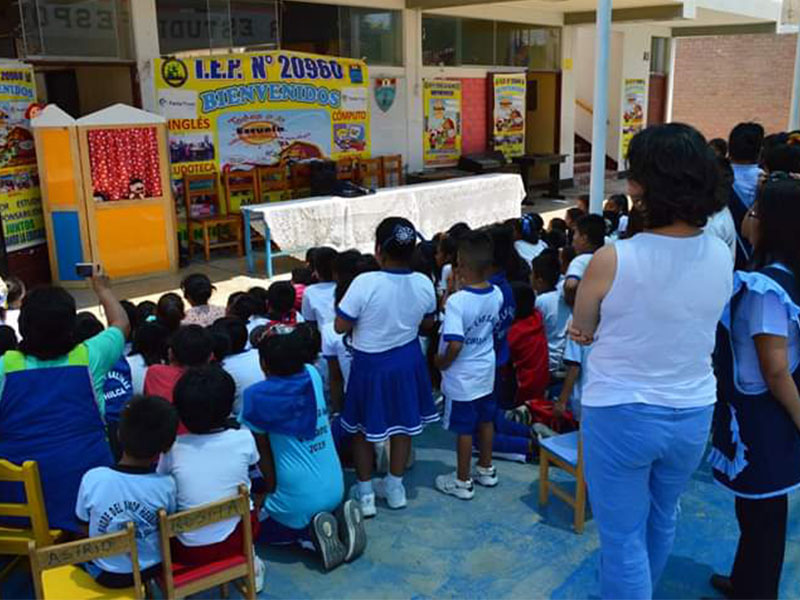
[31,104,177,285]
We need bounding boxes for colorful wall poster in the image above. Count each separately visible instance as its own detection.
[423,80,461,168]
[622,78,646,158]
[490,73,526,159]
[153,51,370,215]
[0,64,45,252]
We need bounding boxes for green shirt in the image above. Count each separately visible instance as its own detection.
[0,327,125,418]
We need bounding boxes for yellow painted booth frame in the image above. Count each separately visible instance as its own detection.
[33,104,178,285]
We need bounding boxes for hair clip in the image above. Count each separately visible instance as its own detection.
[392,224,416,246]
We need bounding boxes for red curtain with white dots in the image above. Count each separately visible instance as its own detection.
[87,127,163,201]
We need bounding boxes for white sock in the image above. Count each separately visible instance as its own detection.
[385,473,403,489]
[357,480,373,496]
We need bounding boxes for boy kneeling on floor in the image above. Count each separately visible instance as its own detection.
[241,323,366,572]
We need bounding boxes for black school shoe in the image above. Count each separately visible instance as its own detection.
[337,499,367,562]
[311,512,347,572]
[709,574,735,599]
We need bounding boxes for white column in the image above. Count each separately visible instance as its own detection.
[130,0,160,113]
[404,8,425,172]
[789,32,800,130]
[589,0,612,215]
[559,26,576,182]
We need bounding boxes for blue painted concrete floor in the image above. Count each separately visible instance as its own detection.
[258,425,800,599]
[2,424,799,599]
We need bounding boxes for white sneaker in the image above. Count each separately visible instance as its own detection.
[373,477,407,509]
[474,464,498,487]
[349,484,377,518]
[253,554,266,593]
[435,472,475,500]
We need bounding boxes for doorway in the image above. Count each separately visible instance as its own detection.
[43,70,80,118]
[525,71,561,179]
[35,64,137,118]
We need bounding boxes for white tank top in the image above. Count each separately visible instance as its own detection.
[583,232,733,409]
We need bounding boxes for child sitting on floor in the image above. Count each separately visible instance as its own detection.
[181,273,225,327]
[511,213,548,267]
[291,267,314,311]
[215,317,262,417]
[155,293,184,334]
[157,365,266,590]
[532,249,571,376]
[266,281,302,327]
[302,246,339,328]
[144,325,213,433]
[564,214,606,306]
[76,395,178,588]
[554,336,590,424]
[127,322,169,395]
[508,282,549,404]
[435,231,503,500]
[241,323,364,572]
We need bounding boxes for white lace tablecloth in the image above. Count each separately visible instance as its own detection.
[244,173,524,253]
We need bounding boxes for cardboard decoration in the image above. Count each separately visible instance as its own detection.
[33,104,177,284]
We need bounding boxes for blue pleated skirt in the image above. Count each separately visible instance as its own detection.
[341,339,439,442]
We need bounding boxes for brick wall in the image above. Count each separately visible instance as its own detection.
[458,77,489,154]
[672,33,796,140]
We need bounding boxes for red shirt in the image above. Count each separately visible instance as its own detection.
[508,311,550,404]
[144,364,188,434]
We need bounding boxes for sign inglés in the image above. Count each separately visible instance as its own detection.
[490,73,526,159]
[423,80,462,168]
[154,50,370,211]
[0,65,45,252]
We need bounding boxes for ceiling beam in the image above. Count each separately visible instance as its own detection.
[406,0,525,10]
[671,22,778,36]
[564,4,686,25]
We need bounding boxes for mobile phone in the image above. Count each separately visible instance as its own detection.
[75,263,96,278]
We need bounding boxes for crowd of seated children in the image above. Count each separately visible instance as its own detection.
[242,323,366,571]
[181,273,226,327]
[76,395,178,588]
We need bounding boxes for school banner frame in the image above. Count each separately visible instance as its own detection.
[0,63,46,252]
[154,50,370,213]
[423,80,462,168]
[489,73,526,159]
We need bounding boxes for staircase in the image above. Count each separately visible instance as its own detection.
[573,135,618,188]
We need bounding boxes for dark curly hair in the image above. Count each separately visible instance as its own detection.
[627,123,719,229]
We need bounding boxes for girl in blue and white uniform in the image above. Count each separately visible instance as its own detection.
[710,174,800,600]
[334,217,438,518]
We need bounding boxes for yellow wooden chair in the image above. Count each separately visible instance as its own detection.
[156,485,257,599]
[256,165,290,203]
[357,157,384,189]
[28,522,143,600]
[0,460,61,583]
[538,431,588,533]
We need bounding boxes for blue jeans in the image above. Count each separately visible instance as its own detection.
[582,403,713,600]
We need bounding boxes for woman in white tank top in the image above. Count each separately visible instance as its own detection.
[570,123,734,599]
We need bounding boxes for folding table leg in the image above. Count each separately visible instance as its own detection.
[244,210,254,273]
[265,223,273,279]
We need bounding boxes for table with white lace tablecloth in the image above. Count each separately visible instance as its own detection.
[242,173,524,277]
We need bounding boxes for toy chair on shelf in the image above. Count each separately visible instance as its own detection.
[183,172,243,262]
[256,165,290,203]
[357,158,384,189]
[289,161,313,199]
[538,431,588,533]
[28,522,144,600]
[0,460,61,585]
[222,169,258,214]
[381,155,404,187]
[156,485,257,600]
[335,157,357,182]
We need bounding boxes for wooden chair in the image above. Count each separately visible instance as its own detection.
[0,460,61,583]
[156,485,257,600]
[222,169,258,213]
[335,157,357,182]
[538,431,587,533]
[381,154,404,187]
[256,165,290,203]
[357,157,384,189]
[183,172,243,262]
[28,522,143,600]
[289,161,313,199]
